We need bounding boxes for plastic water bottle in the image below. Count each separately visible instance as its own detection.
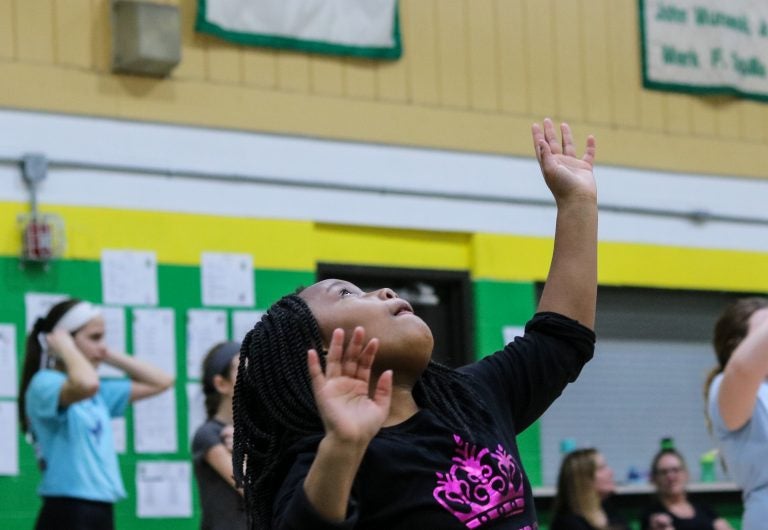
[560,438,577,454]
[700,450,717,482]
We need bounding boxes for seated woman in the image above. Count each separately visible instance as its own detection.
[551,448,630,530]
[640,448,733,530]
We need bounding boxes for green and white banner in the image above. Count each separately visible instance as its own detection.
[196,0,401,59]
[640,0,768,101]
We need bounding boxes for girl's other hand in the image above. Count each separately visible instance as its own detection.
[45,328,77,358]
[307,327,392,446]
[532,118,596,204]
[220,424,234,452]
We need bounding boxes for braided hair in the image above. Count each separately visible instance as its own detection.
[232,292,493,529]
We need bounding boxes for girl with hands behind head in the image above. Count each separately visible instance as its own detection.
[232,119,598,529]
[19,299,174,530]
[193,341,247,530]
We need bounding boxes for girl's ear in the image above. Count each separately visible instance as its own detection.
[212,374,230,394]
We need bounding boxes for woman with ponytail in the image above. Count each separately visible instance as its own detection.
[19,298,174,530]
[232,119,599,529]
[192,341,247,530]
[706,298,768,530]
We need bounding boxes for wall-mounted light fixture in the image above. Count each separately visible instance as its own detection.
[111,0,181,77]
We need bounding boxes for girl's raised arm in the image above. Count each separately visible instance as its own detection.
[532,118,598,330]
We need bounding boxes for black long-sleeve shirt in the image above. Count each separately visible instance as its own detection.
[274,312,595,529]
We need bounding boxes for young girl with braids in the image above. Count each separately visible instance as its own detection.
[706,298,768,530]
[192,341,247,530]
[19,298,174,530]
[232,118,598,529]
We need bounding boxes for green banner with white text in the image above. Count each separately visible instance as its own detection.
[639,0,768,101]
[196,0,401,59]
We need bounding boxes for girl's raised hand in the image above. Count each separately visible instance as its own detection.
[307,327,392,445]
[45,328,77,358]
[532,118,596,204]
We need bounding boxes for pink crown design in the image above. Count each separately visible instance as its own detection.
[433,434,526,529]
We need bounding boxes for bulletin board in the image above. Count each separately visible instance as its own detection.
[0,254,312,529]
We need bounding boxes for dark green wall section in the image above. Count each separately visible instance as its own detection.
[473,280,542,486]
[0,256,313,529]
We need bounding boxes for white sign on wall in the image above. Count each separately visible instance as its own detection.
[640,0,768,100]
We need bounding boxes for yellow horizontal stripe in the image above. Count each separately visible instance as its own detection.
[314,223,471,270]
[474,233,768,293]
[4,201,768,293]
[2,202,315,269]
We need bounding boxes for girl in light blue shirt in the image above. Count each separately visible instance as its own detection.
[706,298,768,530]
[19,299,175,530]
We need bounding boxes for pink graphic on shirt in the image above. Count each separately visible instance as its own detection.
[433,434,526,529]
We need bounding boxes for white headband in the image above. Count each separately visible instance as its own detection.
[38,302,102,370]
[55,302,102,332]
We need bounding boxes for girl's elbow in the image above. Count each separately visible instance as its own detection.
[160,374,175,391]
[78,378,100,398]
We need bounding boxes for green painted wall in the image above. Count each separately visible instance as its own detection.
[0,256,312,529]
[473,280,542,485]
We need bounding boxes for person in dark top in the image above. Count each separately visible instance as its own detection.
[192,341,247,530]
[640,449,733,530]
[231,118,598,529]
[551,448,630,530]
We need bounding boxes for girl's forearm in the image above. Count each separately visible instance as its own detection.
[302,434,368,522]
[104,351,174,388]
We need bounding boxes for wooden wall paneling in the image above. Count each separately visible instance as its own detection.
[739,100,767,143]
[435,0,469,108]
[344,57,377,99]
[715,98,742,140]
[276,50,311,92]
[54,0,92,68]
[689,95,718,137]
[552,0,584,122]
[524,0,556,116]
[403,0,440,105]
[90,0,111,72]
[206,39,242,84]
[581,0,612,124]
[309,55,344,96]
[174,0,206,80]
[242,48,278,89]
[607,0,639,128]
[0,0,16,59]
[495,0,529,114]
[466,0,499,111]
[15,0,55,63]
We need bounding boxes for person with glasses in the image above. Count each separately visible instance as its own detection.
[640,448,733,530]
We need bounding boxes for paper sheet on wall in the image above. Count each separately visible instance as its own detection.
[136,461,192,518]
[24,292,67,331]
[186,382,206,448]
[132,308,176,377]
[0,324,18,398]
[98,306,127,379]
[133,389,178,453]
[186,309,228,379]
[201,252,254,307]
[101,250,158,306]
[502,326,525,346]
[112,417,126,454]
[232,310,264,343]
[0,401,19,475]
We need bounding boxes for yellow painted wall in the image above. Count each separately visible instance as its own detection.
[0,0,766,179]
[4,201,768,293]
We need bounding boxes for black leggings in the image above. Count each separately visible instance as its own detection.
[35,496,114,530]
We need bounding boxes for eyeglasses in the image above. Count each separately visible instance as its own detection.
[655,466,683,476]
